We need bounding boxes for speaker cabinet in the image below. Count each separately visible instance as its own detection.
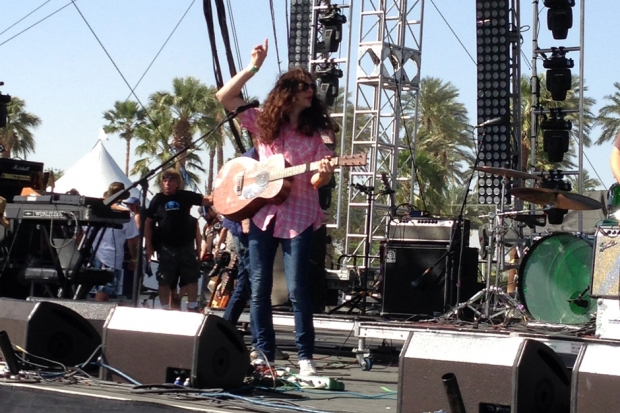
[0,298,101,367]
[399,332,571,413]
[102,307,249,389]
[27,298,117,336]
[381,242,479,316]
[571,343,620,412]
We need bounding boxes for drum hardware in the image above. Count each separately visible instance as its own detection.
[474,166,540,181]
[518,233,595,325]
[508,187,604,211]
[445,285,527,321]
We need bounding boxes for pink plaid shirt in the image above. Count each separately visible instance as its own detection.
[241,108,332,239]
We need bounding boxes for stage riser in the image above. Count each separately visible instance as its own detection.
[398,332,571,413]
[102,307,249,389]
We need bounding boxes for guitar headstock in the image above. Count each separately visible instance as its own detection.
[337,153,367,167]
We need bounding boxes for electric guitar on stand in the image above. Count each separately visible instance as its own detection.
[208,254,238,310]
[213,153,367,221]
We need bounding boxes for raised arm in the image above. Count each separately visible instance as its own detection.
[216,38,268,112]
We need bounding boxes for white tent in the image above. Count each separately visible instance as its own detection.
[50,139,141,199]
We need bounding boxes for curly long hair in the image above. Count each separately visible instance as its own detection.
[256,68,336,144]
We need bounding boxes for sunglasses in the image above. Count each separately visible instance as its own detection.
[297,81,317,93]
[162,175,176,181]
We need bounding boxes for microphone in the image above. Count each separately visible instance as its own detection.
[411,267,432,288]
[476,116,505,128]
[233,100,260,115]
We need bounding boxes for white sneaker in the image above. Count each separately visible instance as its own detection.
[298,359,317,376]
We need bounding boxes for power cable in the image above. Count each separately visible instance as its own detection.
[269,0,283,74]
[429,0,476,66]
[0,0,53,37]
[125,0,196,101]
[0,1,73,47]
[71,0,206,190]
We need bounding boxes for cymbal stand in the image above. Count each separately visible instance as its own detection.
[467,176,524,321]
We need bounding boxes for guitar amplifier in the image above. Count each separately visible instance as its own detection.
[591,225,620,298]
[388,218,469,246]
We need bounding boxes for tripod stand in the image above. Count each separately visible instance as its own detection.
[328,183,375,315]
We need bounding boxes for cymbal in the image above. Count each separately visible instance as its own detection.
[475,166,540,180]
[507,187,603,211]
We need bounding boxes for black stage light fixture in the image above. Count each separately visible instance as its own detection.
[288,0,312,69]
[540,109,572,163]
[543,0,575,40]
[475,0,512,205]
[543,47,574,101]
[315,63,343,106]
[316,5,347,54]
[0,83,10,128]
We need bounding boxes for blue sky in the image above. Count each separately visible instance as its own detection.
[0,1,616,190]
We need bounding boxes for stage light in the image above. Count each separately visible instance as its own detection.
[475,0,512,205]
[288,0,312,69]
[543,0,575,40]
[315,63,343,106]
[543,47,574,101]
[540,109,572,163]
[316,6,347,54]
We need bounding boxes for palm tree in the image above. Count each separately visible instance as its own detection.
[398,77,473,214]
[102,100,145,175]
[132,110,204,190]
[0,97,40,159]
[595,82,620,145]
[146,77,213,188]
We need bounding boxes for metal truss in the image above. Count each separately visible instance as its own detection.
[344,0,425,271]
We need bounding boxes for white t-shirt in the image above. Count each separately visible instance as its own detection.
[94,211,139,270]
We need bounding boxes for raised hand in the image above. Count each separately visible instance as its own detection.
[250,38,268,69]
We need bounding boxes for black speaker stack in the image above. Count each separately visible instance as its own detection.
[381,241,480,317]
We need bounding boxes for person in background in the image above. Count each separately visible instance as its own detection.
[123,196,141,230]
[216,38,335,376]
[610,132,620,184]
[145,168,213,311]
[93,182,139,302]
[121,196,142,299]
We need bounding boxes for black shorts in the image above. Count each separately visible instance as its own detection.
[156,244,200,287]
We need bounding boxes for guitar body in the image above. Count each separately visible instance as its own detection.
[213,154,293,221]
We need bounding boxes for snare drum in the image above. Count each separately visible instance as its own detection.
[518,233,594,324]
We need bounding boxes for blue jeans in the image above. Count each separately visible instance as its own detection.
[222,233,256,346]
[248,221,314,362]
[93,257,122,297]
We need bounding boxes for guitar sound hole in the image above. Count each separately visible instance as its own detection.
[254,171,269,186]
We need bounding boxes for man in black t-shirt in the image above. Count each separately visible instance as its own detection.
[145,168,213,311]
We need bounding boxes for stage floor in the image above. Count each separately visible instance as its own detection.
[0,300,607,413]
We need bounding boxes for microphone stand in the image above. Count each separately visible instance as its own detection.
[328,183,375,315]
[103,106,251,307]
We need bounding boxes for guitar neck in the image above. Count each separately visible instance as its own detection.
[269,158,338,181]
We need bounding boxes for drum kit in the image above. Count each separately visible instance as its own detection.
[457,166,603,325]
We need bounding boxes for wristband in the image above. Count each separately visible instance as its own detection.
[249,65,259,73]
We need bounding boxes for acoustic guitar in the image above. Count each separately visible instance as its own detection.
[213,153,367,221]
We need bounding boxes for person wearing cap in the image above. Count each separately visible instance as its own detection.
[145,168,213,311]
[123,196,141,230]
[92,182,139,302]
